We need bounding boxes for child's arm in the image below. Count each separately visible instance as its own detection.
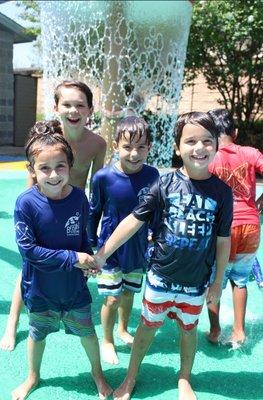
[15,204,96,273]
[75,196,100,274]
[207,235,231,305]
[88,172,104,248]
[95,214,145,267]
[90,140,106,182]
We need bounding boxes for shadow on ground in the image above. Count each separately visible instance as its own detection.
[193,370,263,398]
[0,246,22,269]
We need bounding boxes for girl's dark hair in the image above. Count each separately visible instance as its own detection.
[54,80,93,108]
[175,111,219,150]
[25,120,74,167]
[115,116,152,144]
[208,108,235,137]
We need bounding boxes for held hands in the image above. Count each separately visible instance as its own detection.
[82,254,107,278]
[206,282,222,305]
[75,252,101,278]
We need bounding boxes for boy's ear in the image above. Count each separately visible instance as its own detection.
[112,141,118,151]
[89,106,94,116]
[27,163,36,178]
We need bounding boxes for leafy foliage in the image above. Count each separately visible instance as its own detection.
[16,0,40,36]
[185,0,263,129]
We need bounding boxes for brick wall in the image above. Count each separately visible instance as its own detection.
[178,75,222,113]
[0,29,14,145]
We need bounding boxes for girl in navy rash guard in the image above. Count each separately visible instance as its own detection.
[11,120,112,400]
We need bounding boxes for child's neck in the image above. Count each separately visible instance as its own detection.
[180,166,211,180]
[63,126,86,142]
[115,161,143,175]
[37,183,72,200]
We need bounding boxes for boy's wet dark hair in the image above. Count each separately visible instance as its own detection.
[25,120,74,168]
[54,80,93,108]
[115,116,152,145]
[208,108,235,137]
[175,111,219,150]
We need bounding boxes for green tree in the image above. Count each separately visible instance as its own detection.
[16,0,40,36]
[185,0,262,130]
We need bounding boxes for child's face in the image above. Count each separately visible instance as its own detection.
[54,87,92,133]
[29,145,70,200]
[113,132,150,174]
[176,123,217,179]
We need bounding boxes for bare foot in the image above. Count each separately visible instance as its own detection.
[231,330,245,344]
[101,342,119,365]
[117,330,134,348]
[0,319,19,351]
[113,377,136,400]
[225,330,246,349]
[205,330,221,344]
[178,378,197,400]
[12,376,39,400]
[92,372,113,400]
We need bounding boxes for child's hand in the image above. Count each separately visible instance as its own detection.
[206,282,222,305]
[82,268,100,279]
[75,252,99,270]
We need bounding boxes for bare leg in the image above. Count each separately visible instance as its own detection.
[113,322,157,400]
[231,281,246,343]
[178,324,197,400]
[101,295,120,364]
[12,336,45,400]
[206,302,221,344]
[0,273,23,351]
[81,335,113,399]
[117,290,134,347]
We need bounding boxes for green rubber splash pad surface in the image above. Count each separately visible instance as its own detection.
[0,172,262,400]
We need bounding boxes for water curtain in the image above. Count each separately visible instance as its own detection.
[40,0,192,166]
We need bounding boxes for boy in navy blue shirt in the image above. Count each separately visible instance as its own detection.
[94,112,233,400]
[89,116,159,365]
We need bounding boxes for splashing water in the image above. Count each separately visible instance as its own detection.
[40,0,193,166]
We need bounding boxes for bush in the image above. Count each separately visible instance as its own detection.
[237,120,263,152]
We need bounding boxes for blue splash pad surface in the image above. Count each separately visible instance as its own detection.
[0,156,26,162]
[0,174,262,400]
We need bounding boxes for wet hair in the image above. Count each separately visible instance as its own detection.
[208,108,235,137]
[25,120,74,168]
[175,111,218,150]
[115,116,152,145]
[54,80,93,108]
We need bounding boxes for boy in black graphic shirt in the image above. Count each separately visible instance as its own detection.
[94,112,233,400]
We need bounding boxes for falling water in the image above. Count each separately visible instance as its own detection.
[40,0,193,166]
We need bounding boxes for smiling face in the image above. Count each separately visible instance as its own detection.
[28,144,71,200]
[176,123,217,179]
[114,132,150,174]
[54,86,92,136]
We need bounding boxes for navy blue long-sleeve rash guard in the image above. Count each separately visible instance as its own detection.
[14,185,92,312]
[88,164,159,273]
